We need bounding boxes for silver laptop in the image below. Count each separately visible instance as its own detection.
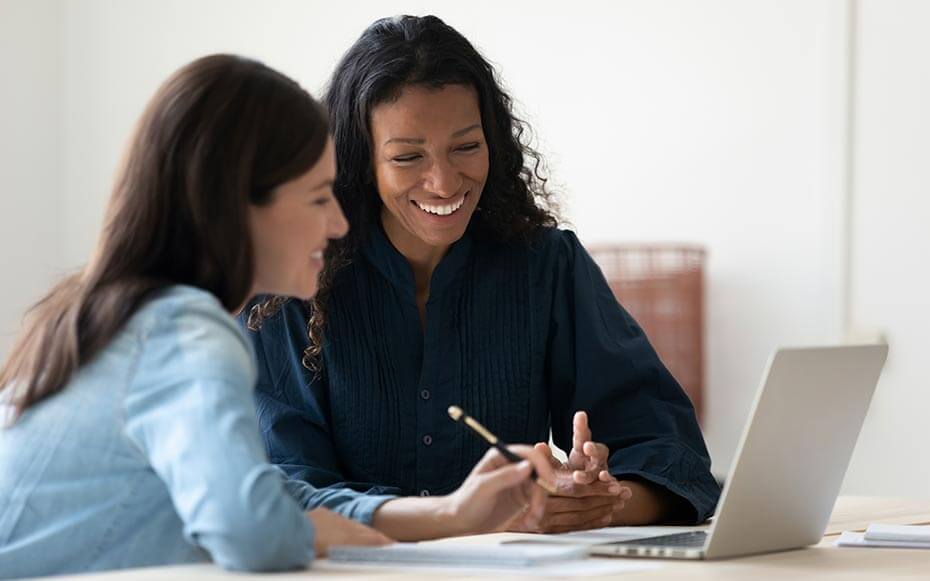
[591,344,888,560]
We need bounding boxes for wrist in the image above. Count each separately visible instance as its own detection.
[435,492,472,537]
[371,493,472,541]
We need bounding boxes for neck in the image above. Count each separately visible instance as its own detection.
[381,212,449,292]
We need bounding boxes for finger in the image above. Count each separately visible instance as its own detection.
[542,503,616,531]
[572,411,591,453]
[575,468,617,486]
[476,459,533,495]
[506,444,557,490]
[618,485,632,501]
[572,469,597,485]
[582,441,610,465]
[545,495,618,514]
[534,442,563,469]
[525,479,547,525]
[556,478,623,497]
[471,447,509,475]
[540,514,615,534]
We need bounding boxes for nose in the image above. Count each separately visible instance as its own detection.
[422,157,462,198]
[328,198,350,240]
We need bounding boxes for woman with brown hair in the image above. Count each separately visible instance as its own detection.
[0,54,553,578]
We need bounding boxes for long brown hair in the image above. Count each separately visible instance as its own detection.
[0,54,329,421]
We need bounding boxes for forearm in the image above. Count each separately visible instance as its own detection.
[370,495,468,541]
[610,480,679,525]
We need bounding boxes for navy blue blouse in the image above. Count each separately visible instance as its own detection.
[241,225,720,523]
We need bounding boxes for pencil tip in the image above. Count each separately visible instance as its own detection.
[448,405,463,420]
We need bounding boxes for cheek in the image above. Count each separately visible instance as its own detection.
[376,166,416,205]
[465,152,490,185]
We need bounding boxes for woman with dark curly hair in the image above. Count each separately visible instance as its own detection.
[243,15,720,531]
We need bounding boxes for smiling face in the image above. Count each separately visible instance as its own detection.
[248,139,348,300]
[370,84,489,258]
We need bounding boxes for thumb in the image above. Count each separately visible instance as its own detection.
[535,442,562,468]
[476,460,533,496]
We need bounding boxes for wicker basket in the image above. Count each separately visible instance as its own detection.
[588,245,706,423]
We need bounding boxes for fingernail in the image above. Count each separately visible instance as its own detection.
[608,484,621,494]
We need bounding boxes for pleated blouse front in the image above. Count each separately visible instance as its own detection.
[245,224,721,522]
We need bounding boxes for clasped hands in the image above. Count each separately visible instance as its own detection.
[311,410,671,555]
[506,411,633,533]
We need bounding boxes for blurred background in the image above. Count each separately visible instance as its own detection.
[1,0,927,497]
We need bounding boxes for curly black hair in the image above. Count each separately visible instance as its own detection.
[249,15,559,369]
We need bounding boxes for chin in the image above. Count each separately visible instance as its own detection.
[423,223,470,246]
[287,282,318,301]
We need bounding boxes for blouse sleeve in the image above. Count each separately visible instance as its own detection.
[122,294,314,572]
[544,231,721,523]
[241,300,402,510]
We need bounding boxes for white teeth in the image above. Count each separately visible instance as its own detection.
[414,195,466,216]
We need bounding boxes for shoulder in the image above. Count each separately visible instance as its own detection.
[129,285,254,384]
[527,227,585,266]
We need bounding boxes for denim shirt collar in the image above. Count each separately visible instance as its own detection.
[362,219,474,306]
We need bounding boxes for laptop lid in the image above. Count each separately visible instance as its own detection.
[704,344,888,559]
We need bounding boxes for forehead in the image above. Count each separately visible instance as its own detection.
[369,84,482,140]
[290,138,335,188]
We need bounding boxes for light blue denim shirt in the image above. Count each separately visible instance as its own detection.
[0,286,393,579]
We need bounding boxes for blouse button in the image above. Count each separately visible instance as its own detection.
[420,388,431,401]
[419,489,430,496]
[422,434,433,446]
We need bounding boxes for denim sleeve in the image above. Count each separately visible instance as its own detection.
[279,470,394,525]
[545,231,721,524]
[122,294,315,572]
[241,299,402,498]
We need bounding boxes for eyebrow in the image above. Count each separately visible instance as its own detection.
[383,123,483,146]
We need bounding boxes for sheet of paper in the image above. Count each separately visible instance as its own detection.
[317,558,661,577]
[836,530,930,549]
[328,543,587,566]
[501,525,709,546]
[865,523,930,542]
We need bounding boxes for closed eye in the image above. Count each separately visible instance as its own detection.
[456,143,481,152]
[393,154,422,163]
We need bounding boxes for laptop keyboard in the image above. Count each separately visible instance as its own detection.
[615,531,708,549]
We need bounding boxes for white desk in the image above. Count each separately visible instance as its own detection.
[44,496,930,580]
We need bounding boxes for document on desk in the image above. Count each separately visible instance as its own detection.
[837,523,930,549]
[323,543,660,576]
[502,525,708,547]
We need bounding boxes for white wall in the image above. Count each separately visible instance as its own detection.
[842,0,930,496]
[51,0,847,480]
[0,0,63,356]
[4,0,927,494]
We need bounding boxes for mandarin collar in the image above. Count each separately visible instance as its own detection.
[362,220,474,305]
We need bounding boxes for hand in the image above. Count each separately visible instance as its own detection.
[369,444,555,540]
[306,507,392,557]
[442,444,557,535]
[508,411,632,533]
[566,410,614,486]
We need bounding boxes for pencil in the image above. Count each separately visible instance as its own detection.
[447,405,557,494]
